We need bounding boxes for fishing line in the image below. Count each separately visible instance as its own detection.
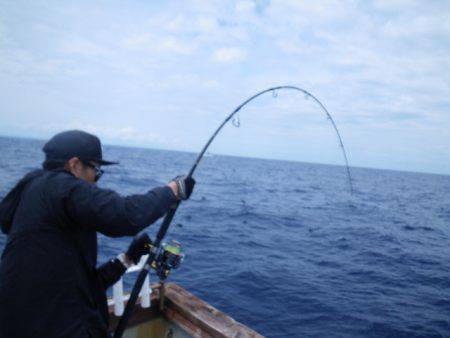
[114,85,353,338]
[188,85,353,192]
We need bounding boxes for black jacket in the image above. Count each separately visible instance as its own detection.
[0,169,177,338]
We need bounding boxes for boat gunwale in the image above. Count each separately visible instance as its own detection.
[108,283,263,338]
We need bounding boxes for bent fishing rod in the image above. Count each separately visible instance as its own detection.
[113,85,353,338]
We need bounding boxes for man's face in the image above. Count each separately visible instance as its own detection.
[65,157,101,185]
[79,163,98,184]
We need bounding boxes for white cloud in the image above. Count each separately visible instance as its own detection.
[235,1,255,13]
[159,36,194,54]
[382,14,450,38]
[276,39,323,56]
[195,16,218,32]
[123,33,195,55]
[123,33,151,49]
[165,15,185,33]
[372,0,421,11]
[1,0,450,173]
[212,47,247,63]
[61,36,110,58]
[0,120,180,149]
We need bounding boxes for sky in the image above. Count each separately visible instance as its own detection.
[0,0,449,175]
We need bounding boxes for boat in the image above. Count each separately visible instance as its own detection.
[108,261,263,338]
[108,283,263,338]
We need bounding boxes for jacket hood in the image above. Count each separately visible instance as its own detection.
[0,170,44,234]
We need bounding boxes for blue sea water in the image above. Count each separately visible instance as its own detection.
[0,135,449,338]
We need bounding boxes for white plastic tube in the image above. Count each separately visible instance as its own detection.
[140,274,151,308]
[113,277,125,316]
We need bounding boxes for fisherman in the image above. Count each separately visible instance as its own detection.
[0,130,195,338]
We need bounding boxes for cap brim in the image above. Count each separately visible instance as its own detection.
[97,159,119,166]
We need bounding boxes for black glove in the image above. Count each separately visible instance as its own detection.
[173,176,196,200]
[125,233,152,265]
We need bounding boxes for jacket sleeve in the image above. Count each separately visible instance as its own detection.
[65,180,178,237]
[97,258,127,290]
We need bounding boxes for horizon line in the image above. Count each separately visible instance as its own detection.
[0,133,448,178]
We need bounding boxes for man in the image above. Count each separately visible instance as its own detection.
[0,130,195,338]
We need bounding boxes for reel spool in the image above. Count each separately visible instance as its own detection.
[150,240,184,281]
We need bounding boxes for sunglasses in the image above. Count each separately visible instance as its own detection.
[83,161,104,182]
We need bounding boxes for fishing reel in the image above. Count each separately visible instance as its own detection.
[150,240,184,281]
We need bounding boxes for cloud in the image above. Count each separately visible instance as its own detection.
[195,16,219,32]
[235,1,256,13]
[1,0,450,174]
[372,0,422,11]
[0,119,184,150]
[123,33,195,55]
[158,36,195,54]
[212,47,247,63]
[61,36,110,58]
[382,14,450,39]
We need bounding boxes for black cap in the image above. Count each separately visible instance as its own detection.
[43,130,118,165]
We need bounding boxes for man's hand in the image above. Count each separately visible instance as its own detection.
[169,176,196,200]
[125,233,152,265]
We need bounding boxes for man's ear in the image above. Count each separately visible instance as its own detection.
[65,157,82,176]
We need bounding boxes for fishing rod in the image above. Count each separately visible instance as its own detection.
[113,85,353,338]
[189,85,353,190]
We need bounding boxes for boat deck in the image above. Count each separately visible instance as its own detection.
[109,283,263,338]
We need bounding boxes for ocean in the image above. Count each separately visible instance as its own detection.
[0,135,449,337]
